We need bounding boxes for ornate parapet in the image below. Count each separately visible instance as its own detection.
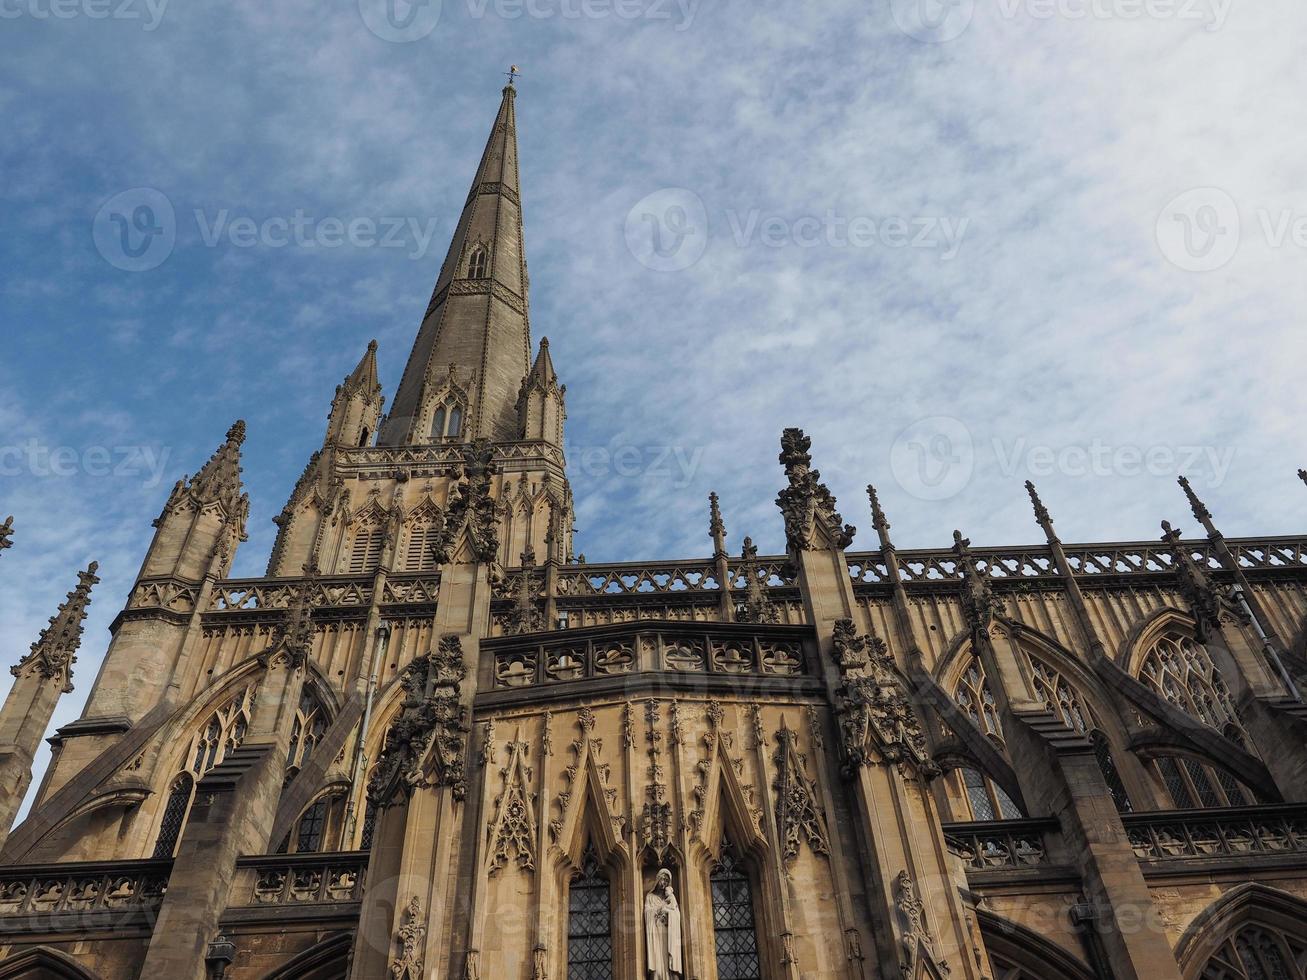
[0,859,170,933]
[846,534,1307,593]
[1124,804,1307,869]
[484,621,813,693]
[230,852,368,908]
[943,818,1059,873]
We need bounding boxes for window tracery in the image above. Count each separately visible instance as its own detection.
[1139,633,1242,735]
[152,684,257,856]
[429,400,464,441]
[467,245,488,279]
[286,688,328,771]
[1200,923,1307,979]
[1153,755,1253,809]
[953,657,1002,738]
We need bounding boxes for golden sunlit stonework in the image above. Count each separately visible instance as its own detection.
[5,85,1307,980]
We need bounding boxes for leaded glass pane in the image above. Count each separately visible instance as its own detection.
[711,840,761,980]
[567,847,613,980]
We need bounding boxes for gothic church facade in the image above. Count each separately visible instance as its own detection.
[3,84,1307,980]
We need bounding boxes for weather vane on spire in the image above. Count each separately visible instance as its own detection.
[505,64,520,86]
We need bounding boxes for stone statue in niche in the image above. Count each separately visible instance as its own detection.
[645,868,683,980]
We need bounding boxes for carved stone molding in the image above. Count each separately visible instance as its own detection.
[774,428,855,558]
[390,896,425,980]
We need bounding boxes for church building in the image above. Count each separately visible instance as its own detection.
[3,82,1307,980]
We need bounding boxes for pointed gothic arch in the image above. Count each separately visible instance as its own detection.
[261,932,351,980]
[977,910,1094,980]
[1176,883,1307,979]
[549,716,632,980]
[0,946,102,980]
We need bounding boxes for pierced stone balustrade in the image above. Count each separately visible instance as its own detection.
[943,819,1058,872]
[232,852,369,907]
[0,860,170,930]
[1123,804,1307,863]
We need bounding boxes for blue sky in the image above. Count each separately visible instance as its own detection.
[1,0,1304,805]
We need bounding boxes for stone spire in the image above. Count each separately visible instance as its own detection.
[164,420,248,519]
[866,484,893,550]
[325,340,385,448]
[385,83,532,445]
[11,562,100,692]
[517,337,565,444]
[1025,480,1056,541]
[0,516,12,556]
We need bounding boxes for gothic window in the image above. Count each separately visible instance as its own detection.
[348,525,385,575]
[710,838,762,980]
[429,400,465,441]
[296,797,330,853]
[152,773,194,858]
[1089,730,1132,813]
[953,658,1002,737]
[154,684,256,856]
[405,521,442,571]
[957,766,1023,822]
[1029,660,1092,733]
[359,800,377,850]
[1139,634,1242,736]
[286,689,328,770]
[1201,924,1307,979]
[1153,756,1252,809]
[566,845,614,980]
[189,685,256,776]
[467,245,489,279]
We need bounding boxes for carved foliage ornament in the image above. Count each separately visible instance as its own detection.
[391,895,426,980]
[773,722,829,862]
[895,869,946,976]
[433,440,501,565]
[830,619,936,778]
[953,532,1003,640]
[734,537,779,625]
[774,428,855,557]
[1161,521,1236,642]
[260,565,318,670]
[368,635,470,806]
[488,734,536,875]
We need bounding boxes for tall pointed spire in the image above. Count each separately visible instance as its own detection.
[385,84,532,446]
[169,421,247,516]
[11,562,99,692]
